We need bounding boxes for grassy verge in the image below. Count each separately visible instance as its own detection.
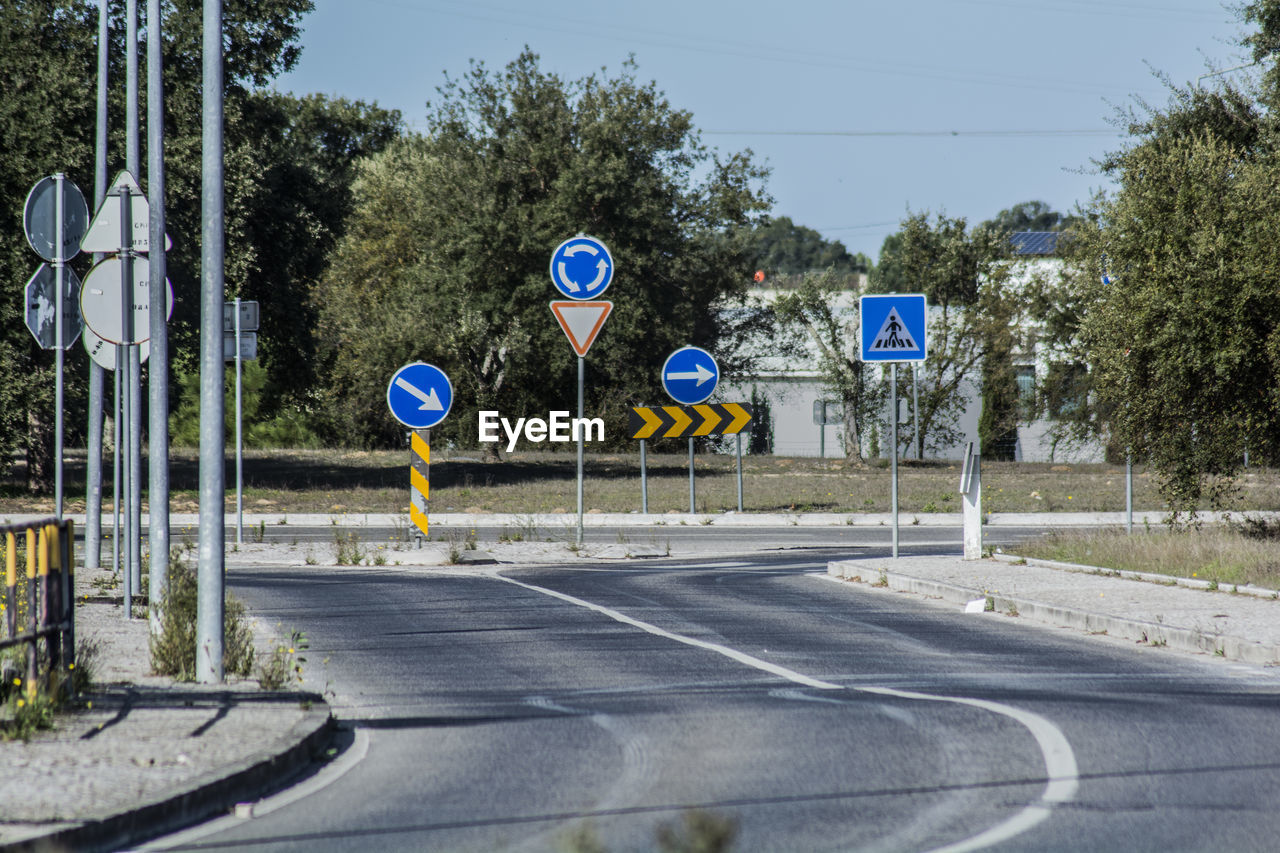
[6,448,1280,516]
[1009,522,1280,590]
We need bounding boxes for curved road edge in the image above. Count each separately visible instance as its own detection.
[1,701,333,853]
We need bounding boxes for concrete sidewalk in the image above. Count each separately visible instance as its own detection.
[827,553,1280,665]
[0,568,332,853]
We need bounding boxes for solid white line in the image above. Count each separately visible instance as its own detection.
[493,573,841,690]
[495,571,1080,851]
[860,686,1079,853]
[133,728,371,851]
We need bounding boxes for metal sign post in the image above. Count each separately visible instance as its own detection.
[22,174,88,522]
[860,294,929,559]
[640,439,648,514]
[549,234,615,545]
[628,403,752,513]
[54,176,65,520]
[220,299,259,545]
[661,346,720,515]
[890,364,898,558]
[736,433,744,512]
[235,299,243,544]
[577,357,585,544]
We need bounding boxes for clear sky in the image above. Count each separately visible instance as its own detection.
[276,0,1249,262]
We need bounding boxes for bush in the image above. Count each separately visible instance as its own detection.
[150,558,254,680]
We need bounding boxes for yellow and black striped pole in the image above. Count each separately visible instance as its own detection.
[409,429,430,542]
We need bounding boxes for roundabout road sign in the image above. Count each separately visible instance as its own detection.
[387,362,453,429]
[662,346,719,405]
[550,235,613,300]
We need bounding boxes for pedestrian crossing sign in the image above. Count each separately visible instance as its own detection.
[860,294,927,362]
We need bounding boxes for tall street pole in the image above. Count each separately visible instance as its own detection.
[125,0,140,614]
[147,0,170,631]
[85,0,109,569]
[198,0,226,683]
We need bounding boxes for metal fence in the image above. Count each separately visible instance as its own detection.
[1,518,75,702]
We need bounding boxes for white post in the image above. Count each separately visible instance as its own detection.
[961,441,982,560]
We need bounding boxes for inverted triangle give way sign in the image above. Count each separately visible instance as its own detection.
[550,300,612,356]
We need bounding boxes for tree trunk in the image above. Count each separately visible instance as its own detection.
[841,393,866,467]
[26,408,54,494]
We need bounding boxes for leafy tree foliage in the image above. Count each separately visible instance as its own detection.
[0,1,99,488]
[881,212,1020,457]
[981,200,1076,235]
[748,216,869,277]
[1061,133,1280,511]
[1034,4,1280,510]
[0,1,398,489]
[316,50,771,449]
[773,271,885,465]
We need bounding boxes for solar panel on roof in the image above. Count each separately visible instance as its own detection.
[1009,231,1059,255]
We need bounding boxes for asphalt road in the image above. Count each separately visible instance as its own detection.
[150,552,1280,852]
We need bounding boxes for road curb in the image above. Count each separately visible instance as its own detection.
[988,551,1280,600]
[2,698,333,853]
[825,559,1280,667]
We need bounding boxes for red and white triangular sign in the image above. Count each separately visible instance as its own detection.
[550,300,612,357]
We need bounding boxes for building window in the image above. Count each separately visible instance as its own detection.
[1015,365,1036,403]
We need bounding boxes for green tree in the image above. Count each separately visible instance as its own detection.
[747,216,869,280]
[0,1,99,489]
[773,270,885,465]
[1063,133,1280,511]
[1031,4,1280,505]
[981,200,1077,235]
[315,50,771,449]
[880,212,1020,457]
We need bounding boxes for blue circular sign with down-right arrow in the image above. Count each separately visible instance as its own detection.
[662,346,719,405]
[386,362,453,429]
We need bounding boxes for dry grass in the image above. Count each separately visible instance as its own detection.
[1010,524,1280,589]
[6,448,1280,516]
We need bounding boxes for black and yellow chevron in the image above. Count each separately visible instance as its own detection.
[628,403,753,439]
[409,429,430,538]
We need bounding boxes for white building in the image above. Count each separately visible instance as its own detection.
[731,232,1104,462]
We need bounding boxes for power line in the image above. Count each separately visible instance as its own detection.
[706,129,1123,138]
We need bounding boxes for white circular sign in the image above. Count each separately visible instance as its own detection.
[23,176,89,262]
[80,256,173,345]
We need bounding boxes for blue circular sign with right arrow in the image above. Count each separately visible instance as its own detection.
[550,235,613,300]
[386,362,453,429]
[661,346,719,405]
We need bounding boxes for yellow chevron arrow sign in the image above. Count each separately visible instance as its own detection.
[663,405,693,438]
[628,403,753,439]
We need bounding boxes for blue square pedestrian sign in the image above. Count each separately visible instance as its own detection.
[860,294,927,363]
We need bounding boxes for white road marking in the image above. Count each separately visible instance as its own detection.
[134,727,371,851]
[496,570,1080,851]
[861,686,1079,853]
[494,573,841,690]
